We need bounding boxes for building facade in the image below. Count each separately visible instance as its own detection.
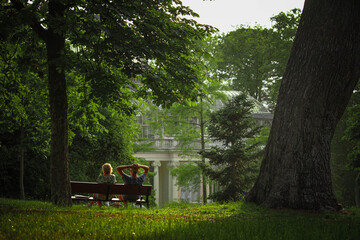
[134,91,273,206]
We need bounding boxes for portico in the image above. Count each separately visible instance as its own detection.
[134,139,201,206]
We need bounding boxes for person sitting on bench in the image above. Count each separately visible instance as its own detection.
[116,163,149,206]
[90,163,116,207]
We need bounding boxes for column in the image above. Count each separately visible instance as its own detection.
[152,161,161,206]
[167,161,180,202]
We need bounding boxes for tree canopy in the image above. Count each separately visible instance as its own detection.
[1,0,215,205]
[213,9,301,109]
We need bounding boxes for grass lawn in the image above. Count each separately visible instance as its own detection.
[1,198,359,239]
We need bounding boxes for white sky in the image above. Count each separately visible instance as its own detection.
[181,0,305,33]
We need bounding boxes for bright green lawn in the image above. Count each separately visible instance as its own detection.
[1,198,359,240]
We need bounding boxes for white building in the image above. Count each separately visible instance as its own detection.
[134,91,273,206]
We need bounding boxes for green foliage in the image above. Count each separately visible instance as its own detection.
[344,104,360,171]
[0,26,141,199]
[331,85,360,207]
[246,126,270,148]
[1,198,360,240]
[216,26,274,102]
[1,0,216,203]
[271,8,301,41]
[330,116,356,206]
[68,108,139,182]
[142,81,227,157]
[60,0,216,108]
[137,81,227,201]
[0,26,51,200]
[0,25,48,133]
[213,9,301,109]
[268,8,302,107]
[0,130,51,200]
[171,163,201,191]
[199,93,263,202]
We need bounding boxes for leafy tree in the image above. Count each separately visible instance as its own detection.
[199,93,262,202]
[66,68,139,171]
[268,8,301,107]
[344,106,360,173]
[171,162,201,199]
[0,33,139,200]
[246,0,360,211]
[343,90,360,207]
[330,109,359,207]
[215,26,273,102]
[3,0,214,205]
[213,9,301,109]
[0,26,50,200]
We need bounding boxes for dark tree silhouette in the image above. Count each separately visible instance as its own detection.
[246,0,360,210]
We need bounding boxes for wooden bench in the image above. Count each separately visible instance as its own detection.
[70,181,152,208]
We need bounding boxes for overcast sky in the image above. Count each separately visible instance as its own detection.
[181,0,305,33]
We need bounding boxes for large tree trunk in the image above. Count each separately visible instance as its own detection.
[246,0,360,210]
[47,0,71,206]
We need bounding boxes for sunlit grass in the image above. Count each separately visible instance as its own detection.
[1,198,359,239]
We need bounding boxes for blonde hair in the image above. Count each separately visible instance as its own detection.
[102,163,113,175]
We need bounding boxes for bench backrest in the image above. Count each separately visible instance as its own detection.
[108,184,151,195]
[70,181,152,196]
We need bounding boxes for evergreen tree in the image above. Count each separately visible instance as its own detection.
[199,93,262,202]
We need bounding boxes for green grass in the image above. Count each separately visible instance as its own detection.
[1,198,359,240]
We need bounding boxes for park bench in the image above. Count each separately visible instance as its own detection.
[70,181,152,208]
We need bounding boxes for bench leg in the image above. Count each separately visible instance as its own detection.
[117,194,129,207]
[90,201,102,207]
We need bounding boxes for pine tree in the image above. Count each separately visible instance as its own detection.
[199,93,262,202]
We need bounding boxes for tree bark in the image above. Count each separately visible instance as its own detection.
[200,97,207,204]
[246,0,360,210]
[19,116,25,200]
[46,0,71,206]
[10,0,71,207]
[355,172,360,208]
